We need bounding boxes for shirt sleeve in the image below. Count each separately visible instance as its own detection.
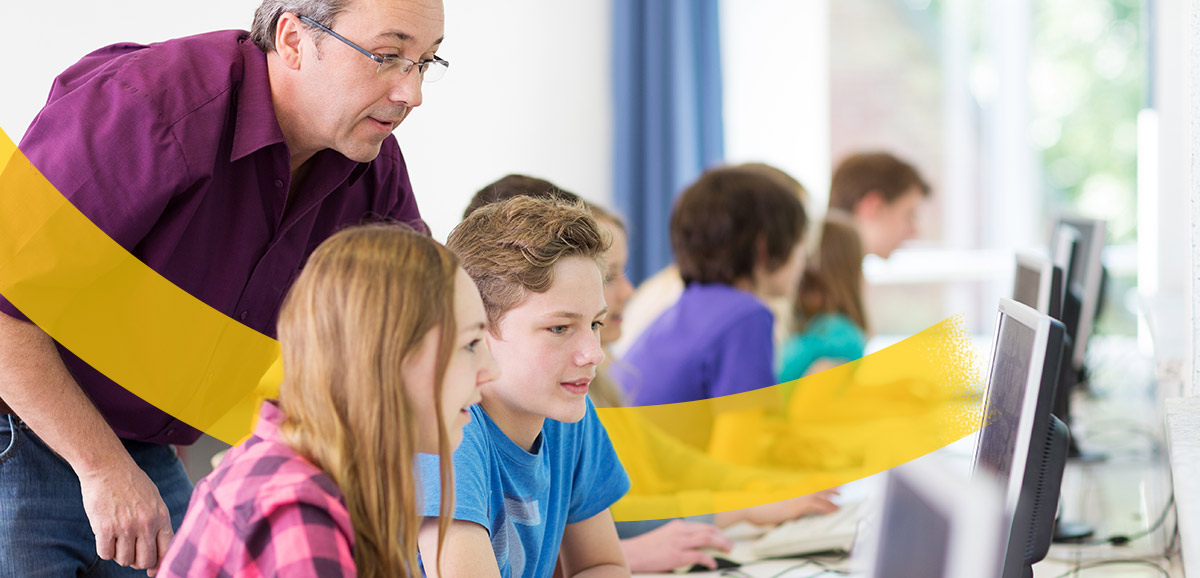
[243,500,357,578]
[0,66,187,321]
[567,399,632,524]
[419,414,493,531]
[710,307,778,399]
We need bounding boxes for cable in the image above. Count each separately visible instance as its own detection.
[1056,493,1174,547]
[716,559,850,578]
[1047,559,1170,578]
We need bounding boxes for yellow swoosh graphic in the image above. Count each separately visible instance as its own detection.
[0,125,983,520]
[601,316,984,521]
[0,126,280,444]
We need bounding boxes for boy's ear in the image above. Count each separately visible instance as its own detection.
[855,190,886,219]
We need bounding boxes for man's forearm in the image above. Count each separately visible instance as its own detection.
[0,313,132,475]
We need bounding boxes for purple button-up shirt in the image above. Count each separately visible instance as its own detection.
[0,30,424,445]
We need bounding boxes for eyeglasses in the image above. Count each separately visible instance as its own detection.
[298,15,449,82]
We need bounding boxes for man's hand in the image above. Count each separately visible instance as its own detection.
[79,460,173,577]
[620,519,734,573]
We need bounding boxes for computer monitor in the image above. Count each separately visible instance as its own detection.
[974,299,1070,578]
[1013,253,1063,321]
[1051,217,1106,370]
[864,459,1005,578]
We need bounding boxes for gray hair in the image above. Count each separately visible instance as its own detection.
[250,0,352,53]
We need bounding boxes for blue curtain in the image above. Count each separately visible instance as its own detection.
[612,0,725,284]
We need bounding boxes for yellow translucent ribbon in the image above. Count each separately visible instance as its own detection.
[0,124,983,520]
[602,316,984,521]
[0,127,280,444]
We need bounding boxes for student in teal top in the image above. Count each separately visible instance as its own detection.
[778,213,869,398]
[778,152,932,399]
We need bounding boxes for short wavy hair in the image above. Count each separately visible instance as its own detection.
[670,164,808,286]
[446,196,609,332]
[828,152,930,212]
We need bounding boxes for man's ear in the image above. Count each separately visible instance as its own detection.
[274,12,306,70]
[854,190,886,219]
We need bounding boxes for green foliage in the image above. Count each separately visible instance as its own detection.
[1033,0,1145,244]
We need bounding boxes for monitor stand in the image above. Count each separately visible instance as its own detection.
[1054,519,1096,542]
[1054,358,1106,462]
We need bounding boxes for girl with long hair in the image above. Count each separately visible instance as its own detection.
[161,224,497,577]
[778,212,870,397]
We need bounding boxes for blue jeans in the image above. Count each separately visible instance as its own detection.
[0,414,194,577]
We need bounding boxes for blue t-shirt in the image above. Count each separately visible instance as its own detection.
[418,398,630,578]
[777,312,867,398]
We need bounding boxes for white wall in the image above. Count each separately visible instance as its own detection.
[0,1,261,141]
[0,0,614,242]
[397,1,612,240]
[1191,0,1200,398]
[1140,0,1196,397]
[720,0,831,211]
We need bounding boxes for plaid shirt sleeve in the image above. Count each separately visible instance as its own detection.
[162,479,357,577]
[243,496,358,577]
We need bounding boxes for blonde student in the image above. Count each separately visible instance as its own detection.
[160,225,496,578]
[418,197,631,578]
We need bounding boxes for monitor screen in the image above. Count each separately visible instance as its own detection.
[1013,266,1042,312]
[865,459,1005,578]
[1013,253,1064,322]
[872,474,951,577]
[973,299,1068,578]
[975,314,1036,485]
[1052,217,1106,368]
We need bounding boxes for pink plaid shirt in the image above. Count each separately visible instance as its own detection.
[160,402,357,577]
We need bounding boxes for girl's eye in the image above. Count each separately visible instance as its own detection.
[465,338,481,353]
[549,326,568,335]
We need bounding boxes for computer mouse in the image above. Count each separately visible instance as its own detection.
[684,555,741,573]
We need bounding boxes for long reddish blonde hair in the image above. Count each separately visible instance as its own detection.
[275,224,456,578]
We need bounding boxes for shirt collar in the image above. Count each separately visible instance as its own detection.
[231,36,286,163]
[254,400,285,441]
[231,35,374,184]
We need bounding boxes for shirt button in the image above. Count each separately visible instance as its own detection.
[239,311,248,321]
[274,179,284,188]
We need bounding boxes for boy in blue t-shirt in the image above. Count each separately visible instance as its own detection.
[418,196,631,578]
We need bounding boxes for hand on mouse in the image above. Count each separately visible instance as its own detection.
[620,519,734,573]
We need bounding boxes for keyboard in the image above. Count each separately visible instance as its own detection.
[750,500,868,559]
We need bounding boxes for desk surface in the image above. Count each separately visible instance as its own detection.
[636,335,1184,578]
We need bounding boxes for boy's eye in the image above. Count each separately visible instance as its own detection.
[591,321,605,331]
[549,326,568,335]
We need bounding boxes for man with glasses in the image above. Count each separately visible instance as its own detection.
[0,0,446,575]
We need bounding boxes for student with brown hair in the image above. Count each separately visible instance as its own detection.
[616,165,808,455]
[829,152,930,259]
[461,176,838,573]
[160,225,497,577]
[778,213,869,394]
[462,174,581,219]
[418,197,630,578]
